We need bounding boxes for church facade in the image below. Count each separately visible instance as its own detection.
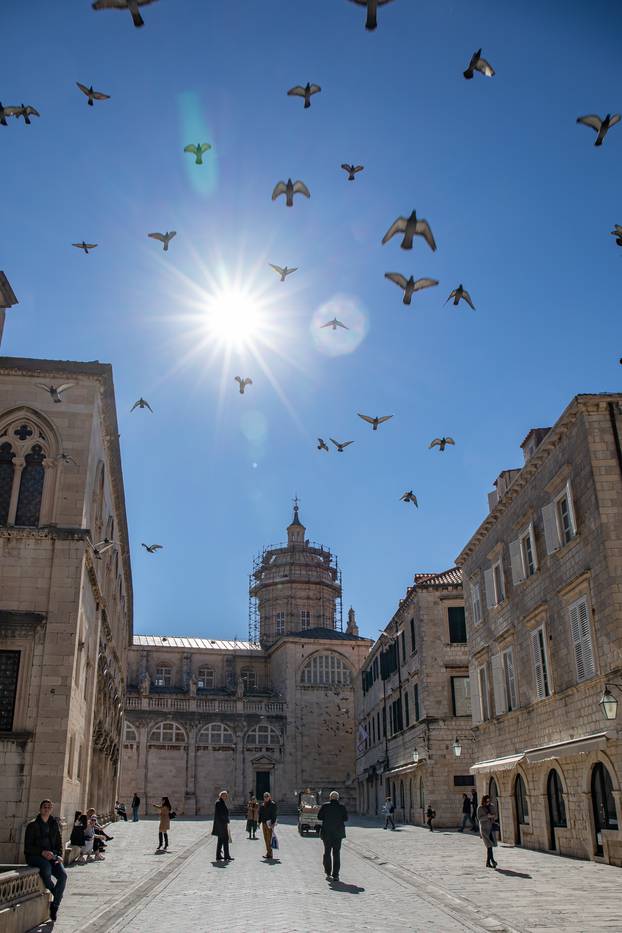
[119,506,372,814]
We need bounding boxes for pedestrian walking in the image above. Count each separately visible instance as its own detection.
[212,790,234,861]
[246,794,259,840]
[259,791,278,859]
[24,799,67,924]
[131,792,140,822]
[477,795,498,868]
[318,791,348,883]
[426,804,436,831]
[382,796,395,830]
[470,789,479,831]
[153,796,172,852]
[458,793,474,832]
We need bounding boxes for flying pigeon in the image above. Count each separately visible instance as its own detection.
[57,452,79,466]
[463,49,495,79]
[341,163,364,181]
[131,398,153,412]
[148,231,176,251]
[317,438,329,452]
[88,537,116,558]
[35,382,76,403]
[91,0,158,28]
[184,143,212,164]
[384,273,439,305]
[446,284,475,309]
[14,105,40,124]
[269,264,297,282]
[141,543,163,553]
[287,83,321,108]
[76,82,111,106]
[0,103,19,126]
[330,439,354,452]
[72,242,97,253]
[320,318,348,330]
[429,437,455,451]
[577,113,621,147]
[611,225,622,247]
[357,413,393,431]
[272,179,310,207]
[382,210,436,251]
[346,0,395,31]
[400,491,418,507]
[235,377,253,394]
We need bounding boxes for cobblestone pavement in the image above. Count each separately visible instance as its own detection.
[39,817,621,933]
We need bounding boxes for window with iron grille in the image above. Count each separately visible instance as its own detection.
[0,651,20,731]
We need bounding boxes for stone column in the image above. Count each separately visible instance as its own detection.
[138,721,149,813]
[7,457,24,524]
[184,724,197,816]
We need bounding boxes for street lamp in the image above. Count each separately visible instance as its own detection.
[599,684,622,720]
[452,737,462,758]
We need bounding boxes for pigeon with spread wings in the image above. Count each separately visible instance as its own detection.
[384,273,438,305]
[341,163,364,181]
[235,377,253,395]
[184,143,211,164]
[330,439,354,452]
[346,0,395,31]
[611,225,622,247]
[577,113,621,147]
[272,179,310,207]
[91,0,158,29]
[72,241,97,254]
[400,491,418,507]
[131,398,153,412]
[142,543,163,553]
[320,318,348,331]
[14,105,40,124]
[0,103,19,126]
[88,537,117,559]
[76,82,110,106]
[57,452,79,466]
[446,285,475,309]
[287,83,321,108]
[463,48,495,79]
[35,383,76,403]
[148,231,176,252]
[269,264,297,282]
[317,438,329,452]
[357,413,393,431]
[382,210,436,251]
[429,437,455,452]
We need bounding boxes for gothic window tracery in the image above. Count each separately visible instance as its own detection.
[15,444,45,526]
[0,412,60,527]
[0,443,15,524]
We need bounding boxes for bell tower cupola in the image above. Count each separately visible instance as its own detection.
[287,497,305,547]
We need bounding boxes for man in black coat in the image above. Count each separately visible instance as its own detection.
[318,791,348,882]
[24,799,67,922]
[211,790,233,861]
[258,792,278,859]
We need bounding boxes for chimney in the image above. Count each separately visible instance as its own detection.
[520,427,551,463]
[488,468,521,513]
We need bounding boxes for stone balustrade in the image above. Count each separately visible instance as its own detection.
[126,695,285,715]
[0,866,49,933]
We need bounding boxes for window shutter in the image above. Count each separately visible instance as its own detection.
[471,583,481,624]
[570,598,595,682]
[542,502,561,554]
[491,653,507,716]
[504,649,518,709]
[470,668,481,724]
[484,568,496,608]
[531,628,545,700]
[565,479,577,536]
[529,522,539,572]
[509,538,525,585]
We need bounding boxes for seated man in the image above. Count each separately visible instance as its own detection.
[24,799,67,923]
[115,800,127,822]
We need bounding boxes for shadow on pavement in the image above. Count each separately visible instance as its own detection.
[494,868,532,879]
[260,858,281,865]
[329,881,365,894]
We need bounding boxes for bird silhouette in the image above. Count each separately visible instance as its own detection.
[88,537,116,559]
[382,210,436,251]
[577,113,621,146]
[14,105,40,124]
[0,103,19,126]
[341,163,364,181]
[272,179,310,207]
[35,383,76,403]
[131,398,153,412]
[91,0,158,29]
[463,48,495,79]
[235,377,253,394]
[429,437,455,451]
[611,225,622,246]
[401,491,418,507]
[184,143,212,164]
[347,0,395,31]
[446,285,475,309]
[287,83,321,108]
[320,318,348,331]
[357,414,393,431]
[141,543,163,553]
[330,439,354,452]
[317,438,329,452]
[57,452,79,466]
[76,82,110,106]
[384,273,438,305]
[269,264,297,282]
[72,242,97,254]
[148,231,176,251]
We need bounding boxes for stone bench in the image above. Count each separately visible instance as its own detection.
[0,866,49,933]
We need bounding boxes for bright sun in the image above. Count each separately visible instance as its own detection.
[203,287,265,349]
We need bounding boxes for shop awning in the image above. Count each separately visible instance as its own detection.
[524,731,613,763]
[470,753,525,774]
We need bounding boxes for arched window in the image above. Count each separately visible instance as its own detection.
[15,444,45,526]
[547,769,567,828]
[149,722,186,744]
[0,442,15,524]
[124,722,138,745]
[197,723,234,746]
[245,724,281,747]
[154,666,172,688]
[515,773,529,826]
[301,654,352,686]
[241,668,257,691]
[197,667,214,689]
[591,762,618,855]
[400,780,405,810]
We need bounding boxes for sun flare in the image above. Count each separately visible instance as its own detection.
[203,287,266,349]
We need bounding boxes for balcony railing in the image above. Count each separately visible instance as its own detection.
[125,695,285,715]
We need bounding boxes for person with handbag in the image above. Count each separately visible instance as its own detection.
[477,795,499,868]
[318,791,348,882]
[212,790,233,861]
[246,794,259,840]
[153,797,173,852]
[258,792,278,859]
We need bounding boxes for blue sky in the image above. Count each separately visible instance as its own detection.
[2,0,621,641]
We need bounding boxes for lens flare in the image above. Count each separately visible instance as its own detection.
[311,293,370,356]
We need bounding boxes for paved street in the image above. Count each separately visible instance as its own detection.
[38,817,621,933]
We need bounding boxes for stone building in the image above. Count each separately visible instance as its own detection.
[119,505,372,815]
[456,394,622,866]
[0,357,132,862]
[355,569,475,828]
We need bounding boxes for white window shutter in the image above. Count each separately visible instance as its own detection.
[491,653,507,716]
[542,501,561,555]
[531,628,545,700]
[471,582,481,624]
[484,568,496,608]
[529,522,539,571]
[470,667,481,723]
[570,598,595,682]
[565,479,577,536]
[509,538,525,585]
[504,649,518,709]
